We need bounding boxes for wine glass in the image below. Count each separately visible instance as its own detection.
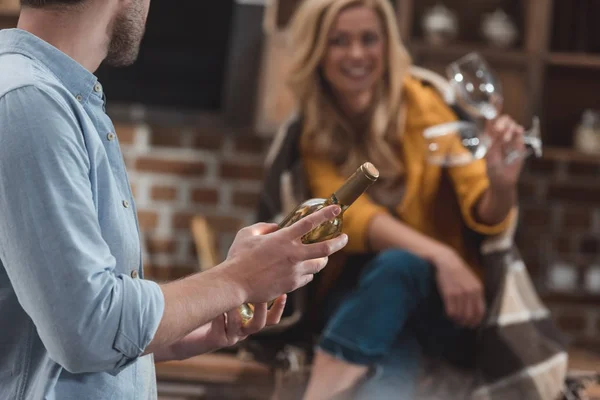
[446,52,543,164]
[424,120,492,167]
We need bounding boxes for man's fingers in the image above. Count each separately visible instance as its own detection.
[266,294,287,326]
[298,273,314,289]
[227,307,244,338]
[214,313,226,329]
[303,234,348,260]
[241,302,268,335]
[248,222,280,236]
[300,257,329,275]
[282,205,341,240]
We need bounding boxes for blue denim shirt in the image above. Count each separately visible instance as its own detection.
[0,29,165,400]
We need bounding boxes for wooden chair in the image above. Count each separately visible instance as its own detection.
[190,216,222,273]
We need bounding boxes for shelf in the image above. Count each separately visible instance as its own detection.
[542,147,600,165]
[548,52,600,69]
[542,291,600,306]
[409,40,530,66]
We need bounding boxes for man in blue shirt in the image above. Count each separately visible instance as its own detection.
[0,0,348,399]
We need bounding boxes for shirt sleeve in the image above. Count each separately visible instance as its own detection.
[0,86,164,374]
[301,152,388,253]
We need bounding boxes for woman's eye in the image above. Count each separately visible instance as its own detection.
[329,35,349,47]
[362,32,379,46]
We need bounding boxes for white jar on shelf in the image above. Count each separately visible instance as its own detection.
[574,109,600,154]
[585,265,600,294]
[547,262,578,292]
[481,9,518,49]
[421,3,458,46]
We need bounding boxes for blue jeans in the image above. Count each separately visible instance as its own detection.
[318,249,474,399]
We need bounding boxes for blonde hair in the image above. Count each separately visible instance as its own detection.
[288,0,412,179]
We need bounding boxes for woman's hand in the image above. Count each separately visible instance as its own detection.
[484,114,526,189]
[430,246,486,329]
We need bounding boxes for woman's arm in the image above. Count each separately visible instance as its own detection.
[474,115,525,226]
[367,213,485,328]
[475,183,517,226]
[367,213,445,260]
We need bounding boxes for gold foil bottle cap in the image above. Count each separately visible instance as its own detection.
[361,162,379,181]
[334,162,379,208]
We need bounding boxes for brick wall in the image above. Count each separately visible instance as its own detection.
[113,120,597,347]
[113,121,269,283]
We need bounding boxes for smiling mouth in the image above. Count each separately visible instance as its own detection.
[341,66,372,79]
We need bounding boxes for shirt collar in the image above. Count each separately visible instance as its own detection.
[0,28,103,104]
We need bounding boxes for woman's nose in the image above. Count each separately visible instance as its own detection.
[349,42,365,59]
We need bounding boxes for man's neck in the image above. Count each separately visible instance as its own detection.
[17,4,114,73]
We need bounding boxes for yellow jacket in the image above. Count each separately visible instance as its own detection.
[301,77,514,273]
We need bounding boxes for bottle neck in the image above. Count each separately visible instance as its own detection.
[332,164,378,209]
[325,194,348,212]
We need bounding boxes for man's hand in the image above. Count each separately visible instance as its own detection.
[146,205,348,360]
[221,205,348,304]
[431,246,486,328]
[155,295,287,362]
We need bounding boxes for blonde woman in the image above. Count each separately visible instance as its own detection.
[270,0,527,398]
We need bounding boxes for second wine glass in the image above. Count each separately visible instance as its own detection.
[446,52,542,163]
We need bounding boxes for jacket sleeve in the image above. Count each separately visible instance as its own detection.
[416,78,515,237]
[447,155,515,236]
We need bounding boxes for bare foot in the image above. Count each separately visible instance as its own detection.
[303,350,369,400]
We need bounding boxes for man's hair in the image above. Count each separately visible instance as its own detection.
[20,0,87,7]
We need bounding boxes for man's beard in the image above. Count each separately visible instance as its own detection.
[105,2,146,67]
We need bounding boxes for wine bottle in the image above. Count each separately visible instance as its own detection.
[239,162,379,323]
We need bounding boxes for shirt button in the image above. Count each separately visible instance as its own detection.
[107,132,116,141]
[75,94,83,102]
[122,200,130,208]
[131,270,139,279]
[94,83,102,93]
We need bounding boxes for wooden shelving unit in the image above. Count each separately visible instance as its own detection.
[548,52,600,69]
[542,291,600,306]
[409,40,530,66]
[395,0,600,157]
[542,146,600,165]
